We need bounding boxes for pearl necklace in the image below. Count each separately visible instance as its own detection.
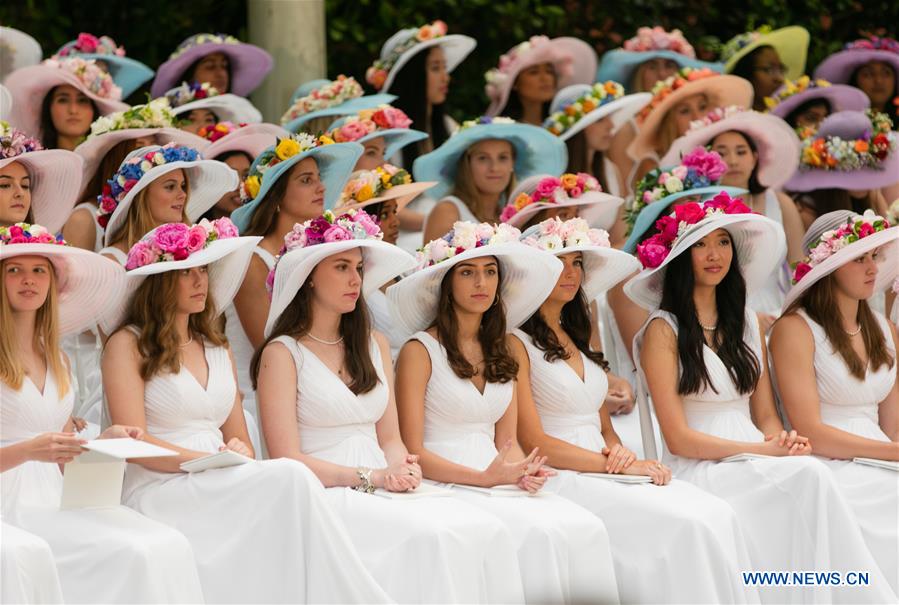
[844,324,862,337]
[306,332,343,346]
[699,321,717,331]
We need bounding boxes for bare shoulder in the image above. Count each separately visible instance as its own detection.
[770,312,813,343]
[644,316,676,345]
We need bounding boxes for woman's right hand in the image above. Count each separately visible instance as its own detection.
[27,432,86,464]
[621,459,672,485]
[481,440,538,487]
[759,431,812,456]
[375,459,422,493]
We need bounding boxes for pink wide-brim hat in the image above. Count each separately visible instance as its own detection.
[0,150,84,233]
[661,111,800,189]
[503,173,623,231]
[814,46,899,85]
[486,37,597,117]
[4,64,129,139]
[767,83,869,120]
[203,123,290,160]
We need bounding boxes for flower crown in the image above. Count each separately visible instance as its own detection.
[686,105,748,132]
[522,216,611,251]
[0,223,67,246]
[416,221,521,269]
[500,173,602,223]
[340,164,412,205]
[240,133,334,202]
[87,98,177,138]
[280,75,364,126]
[543,81,626,136]
[457,115,516,133]
[484,36,573,93]
[623,27,696,58]
[56,33,127,58]
[169,33,241,60]
[125,218,239,271]
[719,25,774,63]
[636,67,720,123]
[40,57,122,101]
[197,121,246,142]
[96,143,201,228]
[636,192,754,269]
[166,81,220,108]
[797,110,896,173]
[791,210,889,284]
[626,147,728,232]
[764,76,832,110]
[0,121,44,159]
[328,105,414,143]
[366,21,448,90]
[842,36,899,53]
[266,209,383,293]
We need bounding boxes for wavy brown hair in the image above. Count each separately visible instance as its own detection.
[80,139,140,202]
[433,259,518,382]
[449,141,516,223]
[250,280,379,395]
[785,274,894,380]
[242,163,296,237]
[116,270,227,380]
[107,175,191,251]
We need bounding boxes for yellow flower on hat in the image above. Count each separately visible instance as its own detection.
[514,192,531,210]
[318,134,336,146]
[356,184,374,202]
[275,138,300,160]
[560,173,578,189]
[244,175,261,199]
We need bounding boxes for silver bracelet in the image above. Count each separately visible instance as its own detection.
[353,467,375,494]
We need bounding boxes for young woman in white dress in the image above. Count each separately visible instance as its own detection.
[513,216,759,604]
[1,522,63,604]
[101,218,391,604]
[391,221,620,604]
[770,210,899,594]
[256,209,526,603]
[629,195,897,603]
[0,223,203,604]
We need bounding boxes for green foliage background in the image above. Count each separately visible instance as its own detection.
[2,0,895,117]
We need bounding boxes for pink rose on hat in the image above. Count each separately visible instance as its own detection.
[154,223,191,253]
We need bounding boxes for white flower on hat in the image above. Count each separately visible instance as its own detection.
[537,233,564,250]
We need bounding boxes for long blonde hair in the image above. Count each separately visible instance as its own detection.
[449,141,517,222]
[0,258,70,396]
[107,174,191,250]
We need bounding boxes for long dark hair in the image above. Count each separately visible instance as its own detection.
[729,46,769,84]
[390,49,449,167]
[565,131,608,189]
[250,280,378,394]
[659,238,760,395]
[784,98,831,128]
[711,130,764,194]
[503,89,551,123]
[433,260,518,382]
[850,65,899,123]
[243,163,296,237]
[520,287,609,371]
[39,85,99,149]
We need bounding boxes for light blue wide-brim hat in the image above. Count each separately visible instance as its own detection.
[412,123,568,201]
[55,46,154,98]
[326,115,428,159]
[230,142,364,232]
[597,50,723,92]
[282,78,397,133]
[623,185,747,253]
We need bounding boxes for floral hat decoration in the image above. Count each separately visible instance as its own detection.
[521,216,641,300]
[764,75,870,120]
[326,104,428,159]
[0,121,84,233]
[199,122,290,161]
[86,97,179,138]
[337,164,435,213]
[386,219,562,337]
[814,36,899,87]
[543,81,652,141]
[54,32,154,97]
[367,21,476,94]
[624,191,785,310]
[784,209,899,312]
[500,172,623,231]
[165,80,263,124]
[264,208,415,337]
[280,75,395,133]
[1,222,126,336]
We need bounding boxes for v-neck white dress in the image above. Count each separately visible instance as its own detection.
[274,334,525,603]
[634,310,897,604]
[1,366,203,604]
[515,329,760,604]
[414,331,621,605]
[121,334,392,604]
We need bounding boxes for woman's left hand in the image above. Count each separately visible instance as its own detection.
[602,443,637,473]
[99,425,144,440]
[220,437,252,457]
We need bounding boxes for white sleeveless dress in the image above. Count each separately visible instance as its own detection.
[1,522,63,604]
[414,332,621,605]
[1,368,203,604]
[121,335,392,604]
[796,309,899,594]
[274,335,526,603]
[366,288,407,359]
[515,329,760,603]
[634,310,897,604]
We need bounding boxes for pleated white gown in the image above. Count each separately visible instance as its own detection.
[0,369,203,604]
[515,329,760,604]
[274,334,525,603]
[0,522,63,604]
[634,310,897,604]
[795,310,899,595]
[121,335,392,604]
[414,332,620,605]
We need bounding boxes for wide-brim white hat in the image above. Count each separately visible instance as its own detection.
[335,180,437,215]
[0,150,84,233]
[203,123,290,160]
[380,33,476,94]
[549,85,652,140]
[0,83,12,119]
[101,235,261,333]
[504,173,623,231]
[104,152,238,246]
[171,93,263,124]
[4,64,129,139]
[0,27,42,78]
[265,239,416,338]
[660,111,801,189]
[0,242,125,336]
[624,213,785,310]
[386,242,563,337]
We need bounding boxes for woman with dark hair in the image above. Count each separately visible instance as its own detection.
[391,222,620,604]
[771,210,899,595]
[629,193,895,604]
